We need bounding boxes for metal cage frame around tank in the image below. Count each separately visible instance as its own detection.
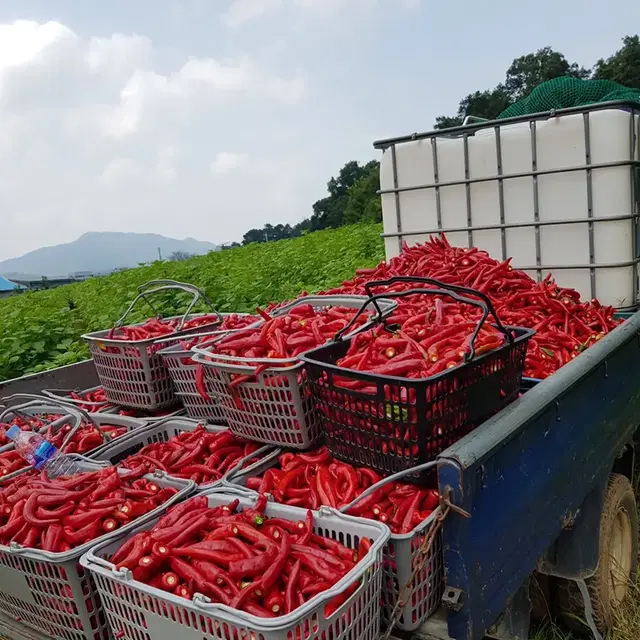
[373,100,640,307]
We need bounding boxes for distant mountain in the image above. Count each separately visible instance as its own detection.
[0,232,218,279]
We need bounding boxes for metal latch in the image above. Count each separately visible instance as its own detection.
[442,586,464,611]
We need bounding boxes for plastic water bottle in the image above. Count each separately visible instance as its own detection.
[6,426,80,478]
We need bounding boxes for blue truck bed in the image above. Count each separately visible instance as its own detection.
[436,310,640,639]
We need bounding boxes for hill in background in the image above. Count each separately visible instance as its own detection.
[0,232,218,279]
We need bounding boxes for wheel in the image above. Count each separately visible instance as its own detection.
[556,473,638,635]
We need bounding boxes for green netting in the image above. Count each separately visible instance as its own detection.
[497,77,640,119]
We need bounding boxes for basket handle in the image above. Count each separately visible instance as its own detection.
[116,280,222,331]
[335,277,512,362]
[364,276,505,329]
[41,388,109,408]
[220,445,276,482]
[0,394,107,448]
[224,447,282,483]
[339,460,442,514]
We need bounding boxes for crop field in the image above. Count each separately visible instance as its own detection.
[0,223,384,381]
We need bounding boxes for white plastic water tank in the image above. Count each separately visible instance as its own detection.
[378,106,640,308]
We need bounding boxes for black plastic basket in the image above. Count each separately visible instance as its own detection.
[301,276,535,483]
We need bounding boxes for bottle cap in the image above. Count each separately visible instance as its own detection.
[6,425,20,440]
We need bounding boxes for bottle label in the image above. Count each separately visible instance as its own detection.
[33,441,57,470]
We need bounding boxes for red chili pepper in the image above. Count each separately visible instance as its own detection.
[315,467,337,509]
[285,559,301,614]
[255,307,272,322]
[195,365,211,402]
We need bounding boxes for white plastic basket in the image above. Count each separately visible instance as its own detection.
[192,295,397,449]
[81,488,390,640]
[225,455,444,631]
[0,457,194,640]
[92,417,275,491]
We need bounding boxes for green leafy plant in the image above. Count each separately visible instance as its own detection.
[0,223,384,380]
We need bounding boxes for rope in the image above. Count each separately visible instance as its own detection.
[380,486,471,640]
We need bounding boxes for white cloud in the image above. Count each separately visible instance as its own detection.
[211,152,249,174]
[222,0,420,27]
[223,0,283,28]
[0,19,309,261]
[0,20,72,71]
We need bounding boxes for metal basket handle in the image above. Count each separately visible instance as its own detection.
[0,394,107,448]
[116,280,222,331]
[0,399,85,451]
[364,276,506,329]
[336,277,513,362]
[339,459,460,514]
[41,388,109,409]
[220,445,277,482]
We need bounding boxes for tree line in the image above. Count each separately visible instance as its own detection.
[234,35,640,247]
[228,160,381,248]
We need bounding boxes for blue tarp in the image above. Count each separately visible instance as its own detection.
[0,276,24,292]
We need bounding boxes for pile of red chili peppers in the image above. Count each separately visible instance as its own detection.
[0,466,178,551]
[177,314,260,352]
[63,387,109,411]
[0,414,55,446]
[243,447,438,534]
[323,236,621,379]
[111,495,364,618]
[332,317,507,388]
[0,451,27,478]
[200,304,369,388]
[44,420,129,455]
[117,425,261,484]
[106,314,223,342]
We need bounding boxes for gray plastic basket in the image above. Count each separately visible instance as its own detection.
[192,295,397,449]
[81,487,389,640]
[82,280,225,411]
[83,312,219,412]
[0,401,84,481]
[0,457,194,640]
[225,455,443,631]
[92,417,275,491]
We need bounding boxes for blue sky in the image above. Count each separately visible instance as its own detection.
[0,0,638,260]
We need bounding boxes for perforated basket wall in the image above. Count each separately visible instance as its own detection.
[0,459,193,640]
[83,314,222,411]
[82,492,388,640]
[302,326,533,482]
[224,454,443,631]
[381,517,443,631]
[159,346,226,422]
[0,552,109,640]
[194,357,320,449]
[85,338,175,411]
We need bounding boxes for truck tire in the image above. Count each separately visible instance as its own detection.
[556,473,638,634]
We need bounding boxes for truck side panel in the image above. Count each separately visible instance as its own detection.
[0,359,99,396]
[438,312,640,640]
